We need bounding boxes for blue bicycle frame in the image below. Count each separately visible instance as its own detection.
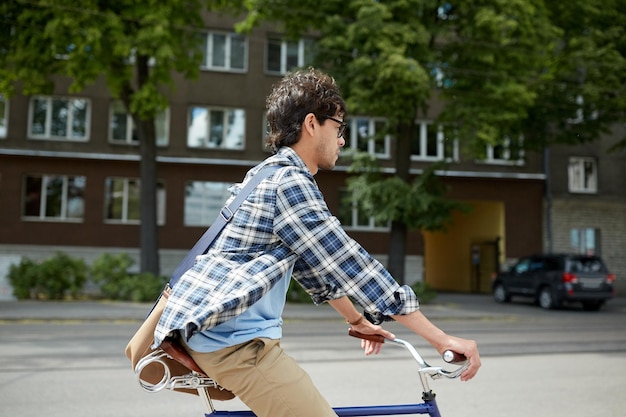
[205,401,442,417]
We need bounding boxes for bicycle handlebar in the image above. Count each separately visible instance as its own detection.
[442,350,467,365]
[348,329,469,380]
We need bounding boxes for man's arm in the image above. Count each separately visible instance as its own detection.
[328,297,481,381]
[392,310,481,381]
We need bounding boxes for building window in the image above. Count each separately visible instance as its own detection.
[201,31,247,72]
[261,112,272,152]
[187,106,245,150]
[481,136,524,165]
[429,62,454,89]
[345,117,390,158]
[184,181,232,226]
[109,101,169,146]
[0,95,7,138]
[567,94,598,124]
[568,157,597,194]
[104,177,165,224]
[411,122,458,161]
[570,228,601,256]
[22,174,86,221]
[266,37,314,74]
[28,96,90,140]
[337,189,389,231]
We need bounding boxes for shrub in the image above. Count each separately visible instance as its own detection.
[7,252,165,301]
[287,279,311,303]
[411,281,438,304]
[90,253,135,299]
[123,272,167,302]
[7,253,87,300]
[90,253,166,301]
[38,252,88,299]
[7,258,39,299]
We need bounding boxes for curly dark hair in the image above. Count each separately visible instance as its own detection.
[265,68,347,153]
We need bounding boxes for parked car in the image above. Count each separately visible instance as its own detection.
[492,253,615,311]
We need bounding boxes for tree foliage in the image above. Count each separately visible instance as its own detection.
[0,0,234,275]
[347,152,469,231]
[526,0,626,150]
[0,0,207,104]
[236,0,625,282]
[2,0,623,281]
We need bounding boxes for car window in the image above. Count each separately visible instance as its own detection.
[529,259,544,272]
[569,257,607,273]
[514,258,531,274]
[569,260,583,273]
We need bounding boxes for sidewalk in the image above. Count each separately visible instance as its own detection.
[0,293,509,322]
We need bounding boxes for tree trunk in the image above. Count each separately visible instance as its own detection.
[138,118,160,276]
[387,220,408,285]
[135,56,160,276]
[387,121,414,285]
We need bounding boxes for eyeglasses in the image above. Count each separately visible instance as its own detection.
[325,116,348,138]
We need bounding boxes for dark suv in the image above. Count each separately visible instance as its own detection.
[492,254,615,311]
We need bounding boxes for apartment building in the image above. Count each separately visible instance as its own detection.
[0,15,548,296]
[545,123,626,295]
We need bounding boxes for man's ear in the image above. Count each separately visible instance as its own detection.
[302,113,317,137]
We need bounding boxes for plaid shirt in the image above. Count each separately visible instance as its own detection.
[153,147,419,347]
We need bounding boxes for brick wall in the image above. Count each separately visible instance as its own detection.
[547,198,626,296]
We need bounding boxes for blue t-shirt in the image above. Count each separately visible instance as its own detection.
[186,266,293,352]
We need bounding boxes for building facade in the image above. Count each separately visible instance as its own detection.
[0,15,556,297]
[545,123,626,295]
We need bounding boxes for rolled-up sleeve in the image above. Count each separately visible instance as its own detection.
[274,169,420,320]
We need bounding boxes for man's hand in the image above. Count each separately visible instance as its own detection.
[349,320,395,356]
[440,336,481,381]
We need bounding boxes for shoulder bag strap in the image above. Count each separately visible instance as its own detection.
[168,165,280,287]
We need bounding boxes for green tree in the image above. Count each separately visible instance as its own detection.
[0,0,231,275]
[523,0,626,151]
[347,152,470,231]
[237,0,560,282]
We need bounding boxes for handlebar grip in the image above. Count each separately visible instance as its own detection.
[348,329,386,343]
[442,350,467,364]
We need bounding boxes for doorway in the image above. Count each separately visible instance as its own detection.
[423,200,504,292]
[470,239,500,293]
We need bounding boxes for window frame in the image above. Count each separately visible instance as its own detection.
[108,101,169,146]
[345,117,391,159]
[28,96,91,141]
[338,189,390,232]
[568,156,598,194]
[567,94,598,124]
[261,112,272,153]
[265,37,314,75]
[104,177,166,225]
[479,136,525,166]
[184,180,233,226]
[201,31,248,72]
[570,228,601,256]
[187,106,246,150]
[21,174,86,222]
[411,121,459,162]
[0,94,7,138]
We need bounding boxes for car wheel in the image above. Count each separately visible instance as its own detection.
[493,283,511,303]
[582,301,604,311]
[538,287,559,310]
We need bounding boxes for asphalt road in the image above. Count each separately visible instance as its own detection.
[0,294,624,417]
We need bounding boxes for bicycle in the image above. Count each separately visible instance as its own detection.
[133,329,469,417]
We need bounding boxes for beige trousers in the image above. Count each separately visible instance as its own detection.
[186,338,337,417]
